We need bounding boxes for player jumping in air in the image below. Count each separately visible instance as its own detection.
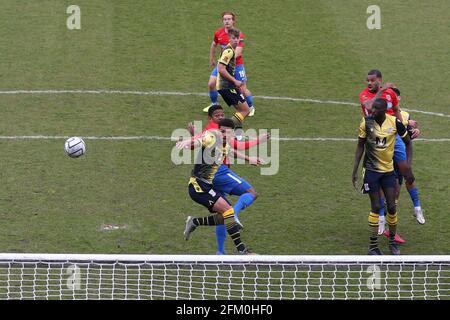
[204,11,255,116]
[352,98,413,255]
[177,118,263,254]
[186,104,269,254]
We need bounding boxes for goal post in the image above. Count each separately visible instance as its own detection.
[0,254,448,300]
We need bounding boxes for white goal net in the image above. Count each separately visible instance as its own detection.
[0,254,448,300]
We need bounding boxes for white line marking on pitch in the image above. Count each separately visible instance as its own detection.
[0,135,449,142]
[0,89,448,118]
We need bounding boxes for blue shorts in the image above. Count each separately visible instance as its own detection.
[394,134,407,163]
[362,169,396,194]
[210,64,247,82]
[213,165,252,196]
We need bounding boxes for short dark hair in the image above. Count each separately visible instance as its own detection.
[208,104,223,117]
[372,98,387,110]
[228,28,240,39]
[368,69,382,78]
[218,118,235,129]
[392,87,401,97]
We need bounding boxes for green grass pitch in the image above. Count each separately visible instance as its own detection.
[0,0,448,256]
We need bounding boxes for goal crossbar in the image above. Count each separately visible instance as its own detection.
[0,254,448,300]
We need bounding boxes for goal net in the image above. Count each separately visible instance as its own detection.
[0,254,448,300]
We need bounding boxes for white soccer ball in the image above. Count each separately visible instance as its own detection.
[64,137,86,158]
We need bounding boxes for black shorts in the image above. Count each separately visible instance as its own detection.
[218,88,246,107]
[188,177,221,212]
[362,169,396,194]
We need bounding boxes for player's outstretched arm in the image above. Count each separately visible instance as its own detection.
[232,133,271,150]
[231,149,264,166]
[352,138,365,190]
[176,137,201,150]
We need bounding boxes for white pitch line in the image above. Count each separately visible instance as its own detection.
[0,89,448,119]
[0,135,449,142]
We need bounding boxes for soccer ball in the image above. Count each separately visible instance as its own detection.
[64,137,86,158]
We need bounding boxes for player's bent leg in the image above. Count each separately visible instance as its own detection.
[240,83,255,116]
[185,179,223,240]
[215,225,227,255]
[204,74,219,112]
[405,180,425,225]
[214,193,230,255]
[234,64,253,111]
[212,199,249,254]
[397,161,424,224]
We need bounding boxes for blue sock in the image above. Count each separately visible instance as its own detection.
[379,198,386,217]
[215,224,227,254]
[209,90,218,104]
[408,188,421,208]
[233,193,255,218]
[245,95,253,108]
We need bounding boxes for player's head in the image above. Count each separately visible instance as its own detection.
[218,118,235,142]
[392,87,401,101]
[222,11,236,28]
[372,98,387,120]
[366,69,382,93]
[208,105,224,123]
[228,28,241,48]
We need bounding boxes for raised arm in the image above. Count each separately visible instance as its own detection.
[232,133,270,150]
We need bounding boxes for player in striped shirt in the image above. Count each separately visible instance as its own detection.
[352,98,413,255]
[187,105,269,254]
[359,71,425,242]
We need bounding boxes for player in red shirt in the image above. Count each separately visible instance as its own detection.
[203,12,255,117]
[359,70,401,120]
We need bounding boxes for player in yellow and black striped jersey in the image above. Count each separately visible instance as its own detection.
[352,98,413,255]
[216,28,251,131]
[176,118,263,254]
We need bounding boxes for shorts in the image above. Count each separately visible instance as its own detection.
[188,177,222,212]
[362,169,396,194]
[234,64,247,82]
[393,134,407,163]
[218,88,246,107]
[213,165,253,196]
[210,64,247,82]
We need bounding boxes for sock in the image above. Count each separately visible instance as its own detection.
[223,208,246,252]
[193,214,220,226]
[232,113,245,129]
[379,198,386,217]
[215,225,227,254]
[209,90,218,105]
[407,187,421,208]
[233,193,255,218]
[386,211,398,244]
[368,212,379,249]
[245,95,253,108]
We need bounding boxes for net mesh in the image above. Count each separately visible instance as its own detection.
[0,256,448,300]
